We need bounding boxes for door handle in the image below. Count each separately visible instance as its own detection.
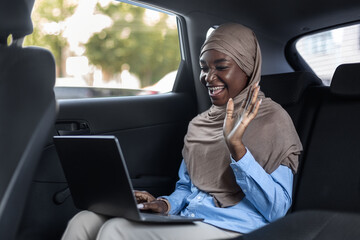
[53,187,71,205]
[55,121,91,135]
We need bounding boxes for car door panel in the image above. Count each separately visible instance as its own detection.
[18,92,196,240]
[55,93,196,194]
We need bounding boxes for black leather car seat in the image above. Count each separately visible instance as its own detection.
[261,71,323,131]
[233,63,360,240]
[261,71,323,202]
[293,63,360,213]
[0,0,57,239]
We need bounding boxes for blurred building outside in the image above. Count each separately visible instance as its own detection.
[296,24,360,85]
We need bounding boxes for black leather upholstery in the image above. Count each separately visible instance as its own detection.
[0,0,35,43]
[0,0,57,239]
[233,65,360,239]
[236,210,360,240]
[330,63,360,96]
[261,71,323,129]
[261,71,324,212]
[293,64,360,213]
[261,71,323,106]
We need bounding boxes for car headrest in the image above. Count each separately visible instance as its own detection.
[260,71,323,106]
[0,0,35,44]
[330,63,360,96]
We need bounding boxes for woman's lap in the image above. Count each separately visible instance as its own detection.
[61,210,109,240]
[97,217,241,240]
[62,210,241,240]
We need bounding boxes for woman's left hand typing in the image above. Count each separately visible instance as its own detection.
[134,190,169,214]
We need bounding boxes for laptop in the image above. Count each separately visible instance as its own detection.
[53,135,203,223]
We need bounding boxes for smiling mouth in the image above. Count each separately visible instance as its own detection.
[208,86,225,96]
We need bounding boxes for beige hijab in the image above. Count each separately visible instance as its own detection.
[182,23,302,208]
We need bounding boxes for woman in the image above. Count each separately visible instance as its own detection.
[61,23,302,240]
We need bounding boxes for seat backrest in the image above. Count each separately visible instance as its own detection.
[261,71,323,130]
[292,63,360,212]
[0,1,57,239]
[261,71,324,209]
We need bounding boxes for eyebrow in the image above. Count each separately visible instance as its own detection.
[200,58,230,64]
[214,58,230,64]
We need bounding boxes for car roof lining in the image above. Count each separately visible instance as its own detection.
[130,0,360,43]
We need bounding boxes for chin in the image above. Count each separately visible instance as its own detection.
[211,100,227,106]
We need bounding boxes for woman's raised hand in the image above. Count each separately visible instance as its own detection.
[223,83,262,160]
[134,190,168,214]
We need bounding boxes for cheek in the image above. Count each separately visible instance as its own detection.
[235,81,247,94]
[227,76,247,96]
[200,73,206,85]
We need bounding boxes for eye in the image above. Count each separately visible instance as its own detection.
[200,66,209,72]
[216,66,228,70]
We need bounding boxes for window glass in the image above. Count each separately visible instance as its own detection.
[296,23,360,85]
[25,0,180,99]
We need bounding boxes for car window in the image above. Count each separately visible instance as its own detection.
[296,23,360,85]
[24,0,180,99]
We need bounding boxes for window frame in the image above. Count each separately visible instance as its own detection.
[285,21,360,84]
[31,0,185,99]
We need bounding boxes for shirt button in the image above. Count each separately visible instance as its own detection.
[197,196,201,200]
[243,189,247,193]
[190,213,195,217]
[234,168,238,172]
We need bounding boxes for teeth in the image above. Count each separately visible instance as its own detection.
[208,86,225,91]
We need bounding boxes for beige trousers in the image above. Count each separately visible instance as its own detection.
[61,210,241,240]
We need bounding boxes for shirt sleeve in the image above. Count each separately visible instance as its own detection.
[160,160,192,215]
[230,149,294,222]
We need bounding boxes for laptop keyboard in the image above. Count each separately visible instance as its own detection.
[140,212,202,223]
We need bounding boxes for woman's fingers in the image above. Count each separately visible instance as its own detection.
[137,200,168,214]
[244,85,260,120]
[224,98,235,137]
[229,84,261,136]
[224,83,262,141]
[223,83,261,160]
[226,98,234,119]
[251,98,262,119]
[134,191,168,213]
[134,190,155,203]
[244,84,254,110]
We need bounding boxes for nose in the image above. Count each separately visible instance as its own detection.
[205,69,216,83]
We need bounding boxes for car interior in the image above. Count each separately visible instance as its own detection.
[1,0,360,239]
[0,1,57,239]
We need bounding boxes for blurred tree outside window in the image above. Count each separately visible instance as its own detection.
[24,0,181,99]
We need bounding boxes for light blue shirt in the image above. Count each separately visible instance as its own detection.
[162,149,293,234]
